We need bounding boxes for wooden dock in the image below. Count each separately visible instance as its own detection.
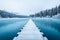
[13,19,48,40]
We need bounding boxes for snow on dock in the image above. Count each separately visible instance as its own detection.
[13,19,48,40]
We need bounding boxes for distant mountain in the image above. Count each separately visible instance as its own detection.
[0,10,28,18]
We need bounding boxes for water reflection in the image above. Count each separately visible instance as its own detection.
[0,18,28,40]
[33,18,60,40]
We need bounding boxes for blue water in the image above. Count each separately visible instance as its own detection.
[0,18,60,40]
[32,18,60,40]
[0,18,28,40]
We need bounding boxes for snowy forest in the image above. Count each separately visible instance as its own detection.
[0,10,28,18]
[30,5,60,18]
[0,5,60,18]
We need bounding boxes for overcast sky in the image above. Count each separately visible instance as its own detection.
[0,0,60,16]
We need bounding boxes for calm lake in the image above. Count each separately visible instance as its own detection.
[33,18,60,40]
[0,18,60,40]
[0,18,28,40]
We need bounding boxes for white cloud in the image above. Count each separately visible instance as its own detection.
[0,0,60,16]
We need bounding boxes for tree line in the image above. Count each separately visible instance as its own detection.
[30,5,60,17]
[0,10,28,18]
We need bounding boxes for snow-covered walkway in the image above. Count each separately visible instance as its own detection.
[13,19,48,40]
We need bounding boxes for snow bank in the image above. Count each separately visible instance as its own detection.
[52,14,60,19]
